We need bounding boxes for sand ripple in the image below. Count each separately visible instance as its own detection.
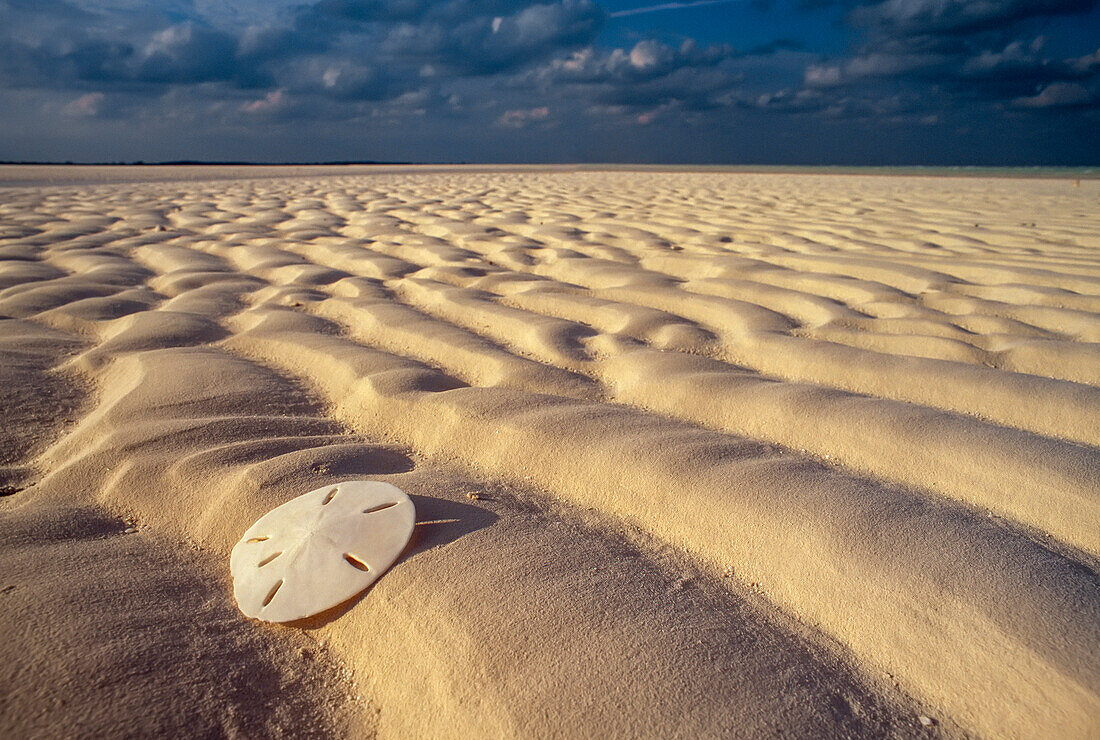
[2,168,1098,738]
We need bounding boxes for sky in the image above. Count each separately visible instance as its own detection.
[1,0,1098,165]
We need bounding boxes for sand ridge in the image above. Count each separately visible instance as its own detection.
[1,167,1097,737]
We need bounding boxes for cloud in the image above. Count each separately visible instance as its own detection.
[850,0,1098,35]
[0,8,274,91]
[496,105,550,127]
[379,1,604,75]
[1014,80,1094,106]
[529,39,744,115]
[0,0,607,113]
[0,0,1096,164]
[803,64,842,86]
[548,39,737,80]
[788,0,1100,119]
[294,0,605,77]
[62,91,104,116]
[241,89,285,113]
[281,58,394,100]
[753,87,828,112]
[135,23,241,84]
[629,40,676,70]
[1070,47,1100,73]
[802,37,1093,94]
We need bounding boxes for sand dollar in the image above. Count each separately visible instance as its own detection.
[230,481,415,623]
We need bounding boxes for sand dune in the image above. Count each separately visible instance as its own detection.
[1,166,1097,738]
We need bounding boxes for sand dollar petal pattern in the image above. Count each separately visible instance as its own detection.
[230,481,416,623]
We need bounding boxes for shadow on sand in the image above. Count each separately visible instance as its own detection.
[284,494,497,629]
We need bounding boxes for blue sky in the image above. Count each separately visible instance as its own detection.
[1,0,1098,164]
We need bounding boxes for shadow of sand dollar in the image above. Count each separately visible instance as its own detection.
[284,495,498,629]
[405,493,500,563]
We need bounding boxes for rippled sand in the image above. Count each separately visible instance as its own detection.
[1,166,1097,738]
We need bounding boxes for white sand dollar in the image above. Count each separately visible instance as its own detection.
[231,481,415,623]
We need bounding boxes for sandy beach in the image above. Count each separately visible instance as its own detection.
[1,165,1097,738]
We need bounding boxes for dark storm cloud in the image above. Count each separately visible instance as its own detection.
[511,38,748,119]
[378,1,605,74]
[0,0,606,100]
[801,0,1096,30]
[0,1,273,91]
[786,0,1100,115]
[293,0,605,73]
[6,0,1089,117]
[0,0,1097,164]
[849,0,1097,35]
[129,25,241,84]
[33,25,273,88]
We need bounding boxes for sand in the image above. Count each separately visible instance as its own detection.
[1,165,1097,738]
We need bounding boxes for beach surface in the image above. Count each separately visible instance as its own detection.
[1,165,1097,738]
